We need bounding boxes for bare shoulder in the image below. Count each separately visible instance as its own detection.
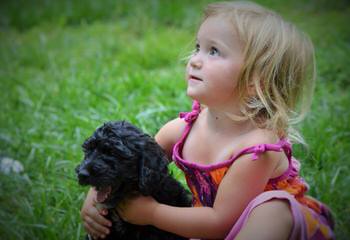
[155,118,187,157]
[244,128,280,146]
[240,128,288,177]
[236,128,283,165]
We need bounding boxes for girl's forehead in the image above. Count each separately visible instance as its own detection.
[196,16,241,48]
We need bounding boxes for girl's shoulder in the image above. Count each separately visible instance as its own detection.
[237,128,289,178]
[158,117,187,134]
[155,118,187,157]
[233,128,283,161]
[243,128,280,147]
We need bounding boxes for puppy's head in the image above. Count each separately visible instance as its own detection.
[76,121,168,206]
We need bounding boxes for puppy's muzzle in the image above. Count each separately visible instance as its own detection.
[75,164,90,185]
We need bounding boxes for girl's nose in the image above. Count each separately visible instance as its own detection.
[189,54,202,69]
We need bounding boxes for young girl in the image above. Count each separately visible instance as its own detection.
[80,1,334,239]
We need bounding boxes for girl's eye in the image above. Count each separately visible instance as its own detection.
[209,47,219,56]
[194,43,200,53]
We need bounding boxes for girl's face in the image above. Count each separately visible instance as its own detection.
[186,16,244,110]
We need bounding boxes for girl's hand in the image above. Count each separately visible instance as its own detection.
[80,188,112,239]
[118,195,158,226]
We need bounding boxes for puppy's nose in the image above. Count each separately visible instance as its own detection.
[77,168,90,184]
[75,165,81,174]
[77,168,90,179]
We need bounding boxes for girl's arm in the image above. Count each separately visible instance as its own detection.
[119,135,283,239]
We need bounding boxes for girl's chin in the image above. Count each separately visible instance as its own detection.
[186,88,197,98]
[186,89,202,101]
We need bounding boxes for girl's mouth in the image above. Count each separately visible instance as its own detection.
[189,75,202,81]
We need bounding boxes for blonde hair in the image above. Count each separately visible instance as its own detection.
[203,1,316,144]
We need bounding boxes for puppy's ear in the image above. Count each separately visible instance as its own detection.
[138,146,168,196]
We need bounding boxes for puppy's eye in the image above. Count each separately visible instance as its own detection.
[89,165,98,175]
[82,147,88,154]
[82,140,96,152]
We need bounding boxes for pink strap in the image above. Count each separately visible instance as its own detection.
[251,139,292,162]
[176,101,295,178]
[223,139,296,182]
[179,100,201,123]
[226,139,296,182]
[179,101,292,162]
[227,139,292,164]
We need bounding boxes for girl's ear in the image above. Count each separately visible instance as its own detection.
[247,74,258,97]
[247,83,256,97]
[248,73,263,97]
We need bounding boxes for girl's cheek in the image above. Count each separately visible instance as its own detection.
[185,67,190,79]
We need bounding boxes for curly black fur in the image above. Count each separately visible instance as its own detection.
[76,121,191,240]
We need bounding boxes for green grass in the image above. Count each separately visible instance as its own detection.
[0,0,349,239]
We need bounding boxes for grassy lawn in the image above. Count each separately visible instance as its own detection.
[0,0,349,239]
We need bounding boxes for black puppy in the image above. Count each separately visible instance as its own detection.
[76,121,191,240]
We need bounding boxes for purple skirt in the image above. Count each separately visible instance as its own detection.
[192,190,334,240]
[225,190,307,239]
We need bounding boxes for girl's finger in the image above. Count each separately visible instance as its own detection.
[93,211,112,227]
[83,221,101,239]
[84,215,111,236]
[86,206,112,227]
[100,208,108,215]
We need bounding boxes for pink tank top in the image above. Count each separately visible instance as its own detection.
[172,100,334,239]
